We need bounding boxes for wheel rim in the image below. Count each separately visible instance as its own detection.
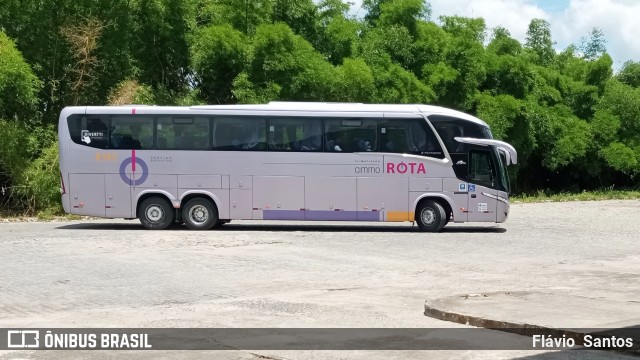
[421,207,436,225]
[145,205,164,223]
[189,205,209,225]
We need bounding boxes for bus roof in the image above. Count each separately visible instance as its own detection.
[70,102,489,127]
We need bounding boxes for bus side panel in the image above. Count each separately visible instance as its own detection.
[230,175,252,219]
[106,174,131,218]
[68,174,105,217]
[497,190,509,223]
[443,178,468,223]
[357,177,409,222]
[135,174,178,197]
[304,177,357,221]
[467,185,497,222]
[230,189,252,219]
[254,176,305,220]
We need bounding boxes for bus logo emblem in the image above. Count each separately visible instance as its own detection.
[119,151,148,186]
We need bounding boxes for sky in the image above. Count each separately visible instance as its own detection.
[348,0,640,69]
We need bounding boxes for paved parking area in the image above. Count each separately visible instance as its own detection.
[0,200,639,359]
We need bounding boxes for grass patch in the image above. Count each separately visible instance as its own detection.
[1,209,80,222]
[512,189,640,203]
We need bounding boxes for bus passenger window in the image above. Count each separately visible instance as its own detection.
[212,117,266,151]
[324,118,377,153]
[380,118,444,158]
[156,117,210,150]
[110,116,153,149]
[268,118,321,152]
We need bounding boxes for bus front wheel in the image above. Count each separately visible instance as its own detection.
[416,200,447,232]
[182,198,218,230]
[139,197,174,230]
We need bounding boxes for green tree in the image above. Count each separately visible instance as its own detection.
[333,58,376,102]
[487,27,522,56]
[482,54,535,99]
[433,16,486,110]
[235,23,336,102]
[210,0,274,35]
[316,12,359,65]
[378,0,430,37]
[133,0,193,97]
[356,25,415,70]
[272,0,318,41]
[0,32,41,121]
[617,61,640,88]
[525,19,555,65]
[0,0,136,121]
[584,53,612,94]
[372,63,435,103]
[191,24,248,103]
[580,27,606,61]
[531,104,592,170]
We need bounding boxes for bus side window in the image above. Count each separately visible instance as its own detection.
[268,118,321,152]
[468,150,495,188]
[380,119,444,158]
[111,116,153,149]
[324,118,377,153]
[67,115,109,149]
[212,117,265,151]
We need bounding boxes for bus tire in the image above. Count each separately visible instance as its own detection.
[139,197,174,230]
[182,198,218,230]
[416,200,446,232]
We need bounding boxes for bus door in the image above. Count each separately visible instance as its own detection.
[466,149,498,222]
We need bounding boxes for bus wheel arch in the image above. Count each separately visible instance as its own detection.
[180,194,219,230]
[137,194,175,230]
[415,197,451,232]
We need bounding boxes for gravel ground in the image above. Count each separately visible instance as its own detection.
[0,200,638,359]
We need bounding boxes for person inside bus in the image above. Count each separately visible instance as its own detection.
[356,138,372,152]
[439,126,464,154]
[330,132,348,152]
[241,128,260,150]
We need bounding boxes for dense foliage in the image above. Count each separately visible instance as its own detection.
[0,0,639,213]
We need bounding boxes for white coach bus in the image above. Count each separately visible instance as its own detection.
[58,102,517,231]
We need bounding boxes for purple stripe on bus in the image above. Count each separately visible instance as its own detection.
[356,211,381,221]
[263,210,381,221]
[263,210,306,220]
[306,210,358,221]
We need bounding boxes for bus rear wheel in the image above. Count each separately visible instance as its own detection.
[182,198,218,230]
[416,200,447,232]
[139,197,174,230]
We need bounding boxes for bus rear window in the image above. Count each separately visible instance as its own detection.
[67,115,109,149]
